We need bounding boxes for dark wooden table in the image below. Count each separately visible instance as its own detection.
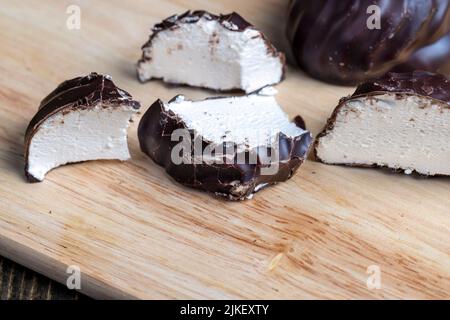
[0,256,88,300]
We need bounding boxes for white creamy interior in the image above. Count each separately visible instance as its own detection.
[165,93,306,149]
[316,94,450,175]
[138,17,283,93]
[27,104,136,181]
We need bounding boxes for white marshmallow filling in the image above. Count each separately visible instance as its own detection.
[164,92,306,154]
[138,17,284,93]
[316,93,450,175]
[27,104,137,181]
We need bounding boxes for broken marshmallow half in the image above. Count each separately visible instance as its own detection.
[315,71,450,176]
[137,11,285,93]
[138,88,312,200]
[24,73,140,182]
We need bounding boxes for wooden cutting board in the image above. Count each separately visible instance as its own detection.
[0,0,449,299]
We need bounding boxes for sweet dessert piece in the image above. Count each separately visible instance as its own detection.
[137,11,285,93]
[286,0,450,85]
[138,88,312,200]
[315,71,450,176]
[25,73,140,182]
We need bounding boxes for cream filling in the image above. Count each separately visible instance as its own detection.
[138,18,283,93]
[165,92,305,149]
[27,104,137,181]
[316,94,450,175]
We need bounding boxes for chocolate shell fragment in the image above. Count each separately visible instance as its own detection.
[137,10,285,93]
[24,73,140,182]
[315,71,450,176]
[138,90,312,200]
[287,0,450,85]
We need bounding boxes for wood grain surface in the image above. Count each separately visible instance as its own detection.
[0,0,449,299]
[0,256,85,300]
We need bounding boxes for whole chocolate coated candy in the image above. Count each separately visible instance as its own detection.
[287,0,450,85]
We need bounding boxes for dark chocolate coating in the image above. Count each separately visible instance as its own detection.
[287,0,450,85]
[394,32,450,75]
[142,10,253,52]
[314,71,450,175]
[24,72,140,182]
[354,70,450,104]
[138,98,312,200]
[150,10,253,34]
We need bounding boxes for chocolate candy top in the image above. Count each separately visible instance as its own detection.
[353,71,450,104]
[26,73,140,139]
[141,10,254,51]
[287,0,450,85]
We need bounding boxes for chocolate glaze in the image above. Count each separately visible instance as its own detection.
[138,97,312,200]
[393,33,450,77]
[293,115,306,130]
[145,10,253,44]
[151,10,253,32]
[137,10,285,89]
[287,0,450,85]
[24,72,140,182]
[354,71,450,104]
[314,71,450,176]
